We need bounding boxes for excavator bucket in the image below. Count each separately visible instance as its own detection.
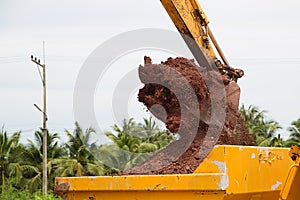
[226,82,241,112]
[224,81,241,127]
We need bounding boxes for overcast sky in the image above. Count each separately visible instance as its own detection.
[1,0,300,141]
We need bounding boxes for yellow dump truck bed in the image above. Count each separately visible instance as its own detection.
[55,145,299,200]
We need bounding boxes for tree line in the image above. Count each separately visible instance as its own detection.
[239,105,300,147]
[0,105,299,196]
[0,117,174,194]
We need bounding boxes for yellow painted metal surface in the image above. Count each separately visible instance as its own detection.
[195,146,293,192]
[56,174,224,191]
[160,0,216,69]
[160,0,244,81]
[279,165,299,200]
[60,191,225,200]
[195,145,294,199]
[55,174,226,199]
[278,145,300,199]
[55,145,297,200]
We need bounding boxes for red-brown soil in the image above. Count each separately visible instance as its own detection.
[125,56,255,175]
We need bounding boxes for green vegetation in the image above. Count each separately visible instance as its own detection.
[0,186,61,200]
[0,117,175,196]
[240,104,299,147]
[92,118,175,171]
[0,107,299,198]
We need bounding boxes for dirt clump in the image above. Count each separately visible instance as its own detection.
[125,56,255,175]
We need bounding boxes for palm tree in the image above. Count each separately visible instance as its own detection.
[259,134,285,147]
[98,118,174,172]
[147,132,174,150]
[239,105,266,129]
[288,119,300,142]
[106,118,174,152]
[102,119,143,171]
[18,129,65,192]
[285,119,300,147]
[142,117,175,149]
[141,117,160,139]
[254,120,282,146]
[270,134,285,147]
[93,144,132,172]
[51,158,105,177]
[239,104,282,146]
[52,122,106,177]
[105,120,141,153]
[0,127,22,193]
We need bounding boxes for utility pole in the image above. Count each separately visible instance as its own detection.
[31,44,48,195]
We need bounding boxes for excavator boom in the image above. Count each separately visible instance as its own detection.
[160,0,244,81]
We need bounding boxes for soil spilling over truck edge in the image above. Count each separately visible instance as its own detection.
[125,56,254,175]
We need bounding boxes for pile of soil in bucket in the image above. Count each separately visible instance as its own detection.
[125,56,255,175]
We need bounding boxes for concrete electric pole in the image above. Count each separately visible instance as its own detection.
[31,46,48,195]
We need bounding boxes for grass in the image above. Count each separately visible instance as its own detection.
[0,186,62,200]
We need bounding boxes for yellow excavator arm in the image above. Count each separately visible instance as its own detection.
[160,0,244,81]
